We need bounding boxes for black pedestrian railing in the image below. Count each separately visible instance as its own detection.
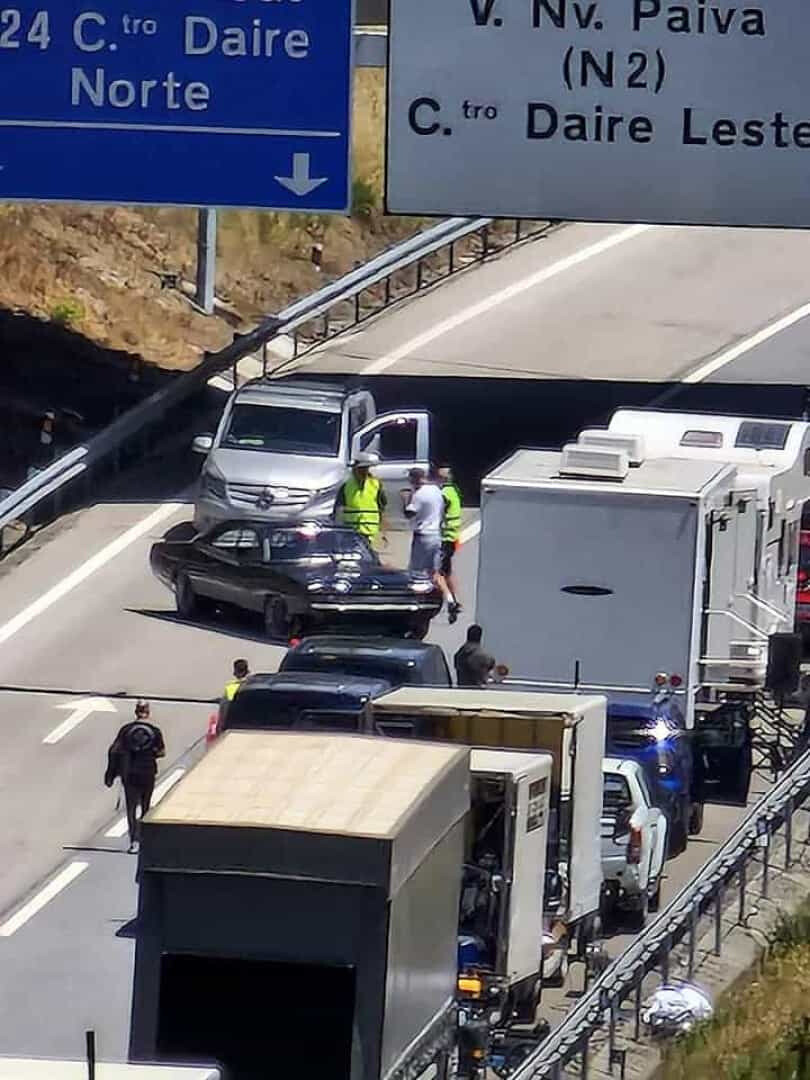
[512,746,810,1079]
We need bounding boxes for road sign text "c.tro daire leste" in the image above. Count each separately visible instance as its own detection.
[386,0,810,228]
[0,0,352,210]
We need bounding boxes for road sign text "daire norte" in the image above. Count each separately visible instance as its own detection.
[0,0,352,210]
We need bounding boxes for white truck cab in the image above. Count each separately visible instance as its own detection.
[600,757,667,930]
[192,378,431,531]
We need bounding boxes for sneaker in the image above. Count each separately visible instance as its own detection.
[128,841,139,854]
[448,602,462,625]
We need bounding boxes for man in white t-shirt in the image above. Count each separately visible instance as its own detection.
[402,467,444,575]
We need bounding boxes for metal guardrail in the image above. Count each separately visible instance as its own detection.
[513,744,810,1079]
[0,216,553,541]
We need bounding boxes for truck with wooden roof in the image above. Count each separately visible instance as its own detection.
[129,730,469,1080]
[367,687,606,982]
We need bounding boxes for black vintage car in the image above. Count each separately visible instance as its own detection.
[149,520,443,640]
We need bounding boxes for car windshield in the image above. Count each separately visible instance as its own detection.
[221,404,341,457]
[225,690,362,732]
[284,652,405,684]
[268,527,376,563]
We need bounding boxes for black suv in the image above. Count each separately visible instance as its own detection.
[279,635,452,688]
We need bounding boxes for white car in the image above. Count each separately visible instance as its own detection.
[600,757,668,930]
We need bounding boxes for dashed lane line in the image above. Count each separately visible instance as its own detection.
[0,861,88,938]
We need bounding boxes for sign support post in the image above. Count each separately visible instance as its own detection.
[196,208,217,316]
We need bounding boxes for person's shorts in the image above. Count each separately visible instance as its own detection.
[440,540,458,576]
[410,533,441,573]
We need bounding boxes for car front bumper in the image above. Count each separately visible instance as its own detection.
[309,600,441,614]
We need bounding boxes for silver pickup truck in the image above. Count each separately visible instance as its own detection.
[192,378,432,532]
[600,757,668,931]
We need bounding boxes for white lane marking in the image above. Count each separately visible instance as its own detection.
[43,696,117,746]
[683,301,810,384]
[104,767,186,839]
[361,225,652,375]
[0,860,88,937]
[458,519,481,545]
[0,502,183,647]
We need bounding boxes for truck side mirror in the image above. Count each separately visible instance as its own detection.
[192,434,214,455]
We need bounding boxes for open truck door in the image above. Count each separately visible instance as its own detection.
[351,411,431,530]
[693,699,753,807]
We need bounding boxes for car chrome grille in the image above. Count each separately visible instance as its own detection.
[226,482,310,510]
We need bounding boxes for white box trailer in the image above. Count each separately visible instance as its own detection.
[459,750,551,1020]
[476,448,738,726]
[369,688,605,953]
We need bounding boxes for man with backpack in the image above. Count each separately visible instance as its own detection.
[104,700,165,853]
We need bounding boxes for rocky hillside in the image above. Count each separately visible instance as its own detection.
[0,71,422,372]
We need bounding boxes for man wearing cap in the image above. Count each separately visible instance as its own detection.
[104,701,165,853]
[402,467,444,577]
[334,452,388,548]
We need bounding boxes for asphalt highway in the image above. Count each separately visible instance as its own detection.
[2,219,810,1061]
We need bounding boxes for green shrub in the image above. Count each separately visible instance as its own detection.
[50,299,84,326]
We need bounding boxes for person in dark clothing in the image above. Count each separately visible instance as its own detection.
[454,624,497,687]
[104,700,165,853]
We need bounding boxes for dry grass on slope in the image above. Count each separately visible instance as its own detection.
[0,70,424,371]
[660,908,810,1080]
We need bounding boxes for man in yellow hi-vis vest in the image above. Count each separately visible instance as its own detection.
[437,464,463,623]
[334,452,388,549]
[217,658,249,733]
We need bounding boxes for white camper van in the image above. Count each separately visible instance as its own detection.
[606,410,810,683]
[476,445,736,721]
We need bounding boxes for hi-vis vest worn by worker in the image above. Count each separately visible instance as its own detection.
[341,474,382,537]
[441,483,462,543]
[223,679,242,702]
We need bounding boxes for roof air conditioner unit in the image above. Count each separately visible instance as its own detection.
[578,429,646,466]
[559,444,630,480]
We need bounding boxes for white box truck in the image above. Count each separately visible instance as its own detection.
[369,687,605,975]
[131,730,469,1080]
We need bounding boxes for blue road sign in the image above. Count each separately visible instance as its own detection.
[0,1,352,210]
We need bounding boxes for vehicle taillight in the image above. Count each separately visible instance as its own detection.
[799,570,809,585]
[627,826,643,865]
[669,673,683,688]
[205,713,219,745]
[653,672,668,687]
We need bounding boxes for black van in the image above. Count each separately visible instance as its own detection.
[280,635,452,688]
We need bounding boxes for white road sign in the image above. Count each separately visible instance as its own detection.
[386,0,809,227]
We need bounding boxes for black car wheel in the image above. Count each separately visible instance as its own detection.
[625,891,649,933]
[406,616,432,641]
[176,574,199,620]
[265,596,292,641]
